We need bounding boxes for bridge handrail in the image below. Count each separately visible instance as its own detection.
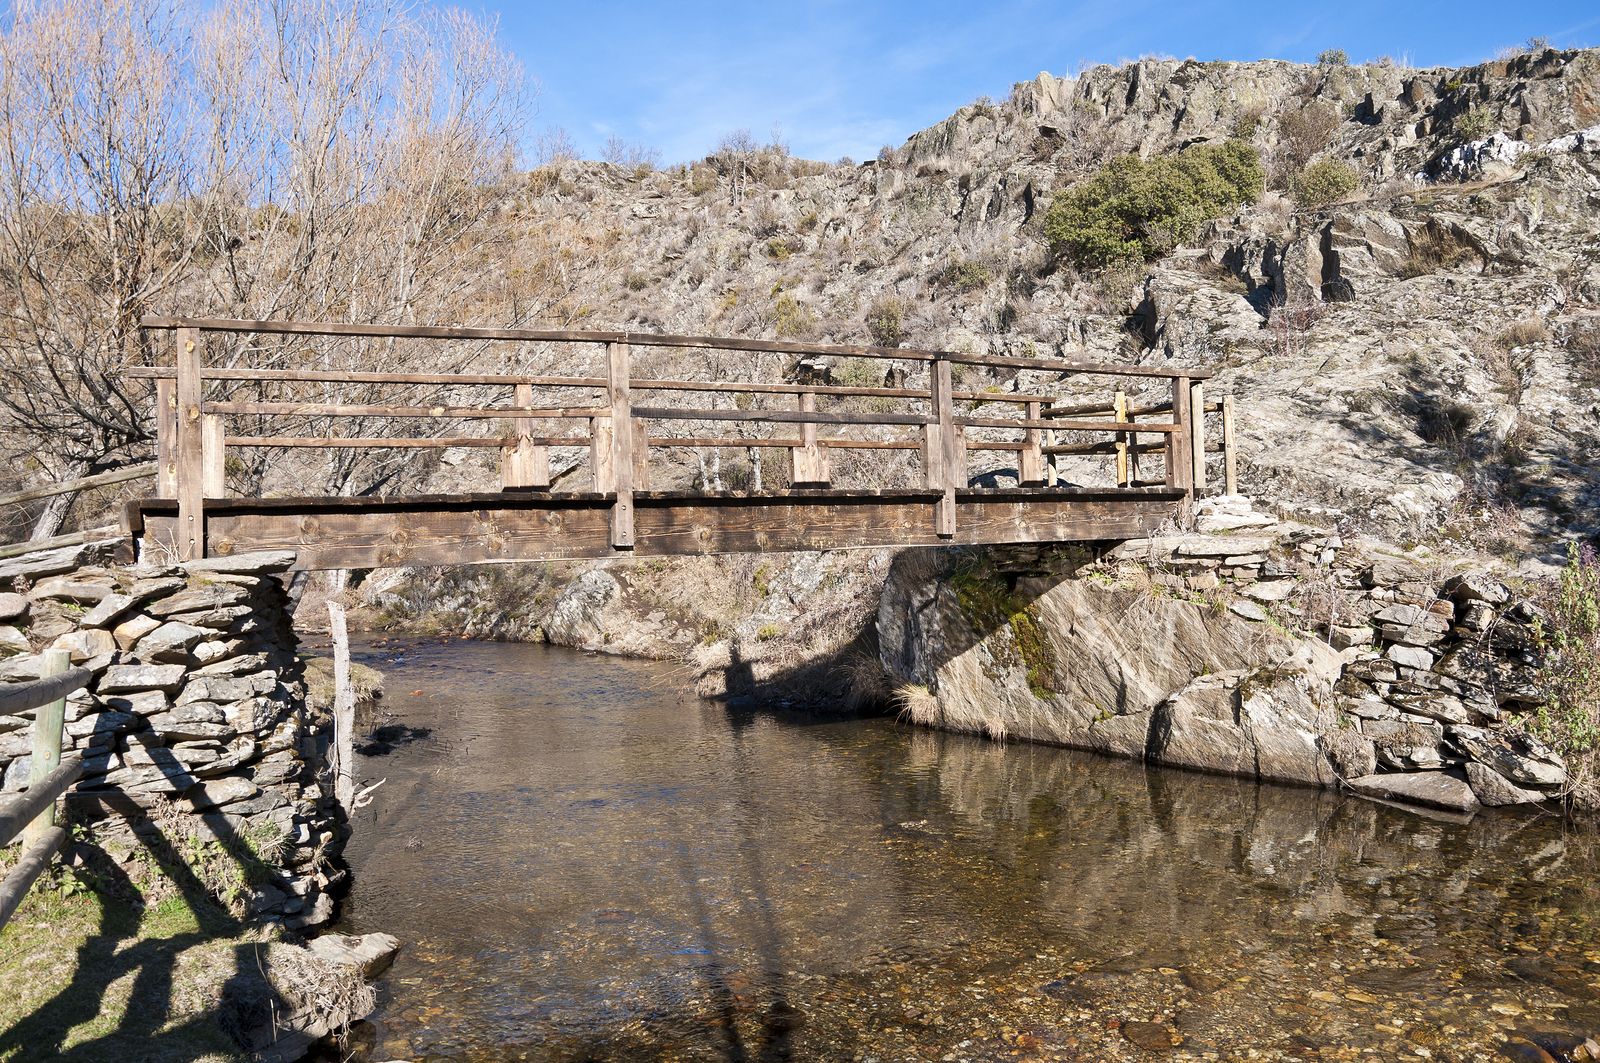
[131,317,1237,561]
[0,650,88,931]
[137,316,1211,381]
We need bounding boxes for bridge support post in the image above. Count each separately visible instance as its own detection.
[1189,380,1206,492]
[1114,391,1131,488]
[790,392,830,486]
[1165,375,1194,501]
[607,341,635,549]
[175,326,205,561]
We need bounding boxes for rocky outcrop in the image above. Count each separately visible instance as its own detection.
[0,548,344,927]
[879,498,1564,816]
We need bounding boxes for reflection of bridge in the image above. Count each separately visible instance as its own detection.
[125,318,1235,571]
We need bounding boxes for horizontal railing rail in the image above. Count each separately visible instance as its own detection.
[131,317,1237,561]
[0,650,88,931]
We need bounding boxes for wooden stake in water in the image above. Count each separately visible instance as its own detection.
[22,649,70,849]
[327,600,356,813]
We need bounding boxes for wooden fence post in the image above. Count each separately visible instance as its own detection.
[1165,375,1194,499]
[790,391,830,486]
[607,341,635,549]
[1189,380,1206,492]
[175,326,205,560]
[1223,394,1238,496]
[21,649,70,849]
[1042,401,1059,487]
[156,377,177,497]
[502,382,551,490]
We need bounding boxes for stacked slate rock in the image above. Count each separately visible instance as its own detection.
[1110,497,1564,816]
[0,548,341,928]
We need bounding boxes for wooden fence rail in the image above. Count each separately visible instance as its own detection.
[0,650,89,931]
[129,318,1239,564]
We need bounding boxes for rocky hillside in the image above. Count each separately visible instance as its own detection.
[438,45,1600,551]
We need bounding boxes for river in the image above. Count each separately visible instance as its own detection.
[335,637,1600,1061]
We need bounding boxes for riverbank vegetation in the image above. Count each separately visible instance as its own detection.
[1532,544,1600,806]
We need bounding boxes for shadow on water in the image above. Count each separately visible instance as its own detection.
[338,638,1600,1060]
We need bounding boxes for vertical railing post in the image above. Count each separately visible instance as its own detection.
[1222,393,1238,496]
[155,377,177,497]
[1114,390,1130,488]
[502,382,551,491]
[1189,380,1206,493]
[201,414,226,498]
[607,341,634,549]
[1042,401,1059,488]
[790,391,830,486]
[1019,400,1043,487]
[21,649,70,849]
[175,326,205,560]
[931,357,959,537]
[1165,374,1194,500]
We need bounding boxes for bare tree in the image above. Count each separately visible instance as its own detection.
[600,134,660,172]
[0,0,533,530]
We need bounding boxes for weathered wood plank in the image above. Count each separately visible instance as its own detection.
[203,401,605,420]
[0,463,157,509]
[608,342,635,548]
[1166,376,1194,498]
[0,825,67,931]
[136,489,1182,571]
[1223,394,1238,496]
[175,327,204,560]
[138,317,1210,379]
[21,650,70,849]
[632,406,933,428]
[0,754,84,849]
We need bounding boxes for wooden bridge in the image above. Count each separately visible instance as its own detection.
[115,318,1235,571]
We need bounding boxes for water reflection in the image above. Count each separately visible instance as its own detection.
[338,639,1600,1061]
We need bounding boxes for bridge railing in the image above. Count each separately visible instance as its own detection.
[131,318,1232,560]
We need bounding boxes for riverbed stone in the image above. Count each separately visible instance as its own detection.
[1385,643,1435,670]
[1465,762,1549,807]
[1349,771,1481,813]
[30,577,113,604]
[148,584,253,618]
[1448,726,1567,789]
[306,932,402,979]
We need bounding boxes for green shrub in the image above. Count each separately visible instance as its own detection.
[1292,158,1359,207]
[1455,106,1495,142]
[1317,48,1349,66]
[865,296,906,347]
[1531,544,1600,780]
[1042,140,1263,270]
[934,259,992,293]
[772,293,815,339]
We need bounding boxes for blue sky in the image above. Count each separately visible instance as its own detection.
[497,0,1600,165]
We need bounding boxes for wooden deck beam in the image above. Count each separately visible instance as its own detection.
[129,488,1183,572]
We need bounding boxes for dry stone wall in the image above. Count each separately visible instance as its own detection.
[879,497,1566,817]
[0,545,341,927]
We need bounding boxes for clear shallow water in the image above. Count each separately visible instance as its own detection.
[336,637,1600,1062]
